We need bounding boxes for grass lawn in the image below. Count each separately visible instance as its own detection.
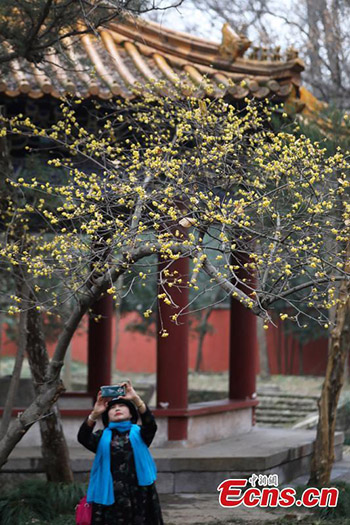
[32,516,76,525]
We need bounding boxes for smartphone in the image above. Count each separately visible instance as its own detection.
[101,384,126,398]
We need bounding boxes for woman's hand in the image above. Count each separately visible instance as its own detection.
[120,379,147,414]
[91,390,108,419]
[120,379,138,402]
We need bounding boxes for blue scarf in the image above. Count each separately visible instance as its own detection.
[86,421,157,505]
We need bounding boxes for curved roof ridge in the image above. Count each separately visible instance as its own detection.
[108,14,219,50]
[107,16,219,66]
[106,15,304,73]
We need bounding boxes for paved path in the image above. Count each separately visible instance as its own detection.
[159,455,350,524]
[159,493,283,524]
[4,430,349,524]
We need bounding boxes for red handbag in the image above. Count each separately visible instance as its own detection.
[76,496,92,525]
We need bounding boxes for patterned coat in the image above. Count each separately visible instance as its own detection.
[78,407,163,525]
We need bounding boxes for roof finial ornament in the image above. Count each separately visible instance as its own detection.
[286,46,299,60]
[219,23,251,61]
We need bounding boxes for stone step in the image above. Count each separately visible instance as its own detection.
[258,422,295,427]
[257,401,316,408]
[188,390,319,429]
[258,401,317,408]
[257,422,300,428]
[257,384,282,392]
[256,409,312,418]
[259,422,297,427]
[257,416,301,424]
[257,409,315,418]
[257,420,301,426]
[257,395,317,405]
[256,405,316,414]
[258,402,317,410]
[257,410,301,419]
[255,390,319,428]
[257,392,319,400]
[257,397,317,416]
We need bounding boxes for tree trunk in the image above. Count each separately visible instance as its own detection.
[39,403,74,482]
[195,308,213,372]
[257,316,270,380]
[63,343,72,391]
[319,0,342,96]
[0,379,64,469]
[298,341,304,376]
[277,318,282,373]
[26,305,74,482]
[288,336,294,375]
[195,287,223,372]
[309,278,350,486]
[0,301,27,440]
[112,274,124,371]
[0,314,3,376]
[0,259,120,469]
[343,345,349,385]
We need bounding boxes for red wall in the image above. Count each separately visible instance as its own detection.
[0,310,329,375]
[0,310,231,373]
[265,319,329,376]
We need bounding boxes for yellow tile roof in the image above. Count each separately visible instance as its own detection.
[0,15,304,101]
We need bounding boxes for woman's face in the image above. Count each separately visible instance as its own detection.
[108,403,131,422]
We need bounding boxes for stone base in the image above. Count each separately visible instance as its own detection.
[152,405,254,447]
[1,428,343,493]
[2,399,255,448]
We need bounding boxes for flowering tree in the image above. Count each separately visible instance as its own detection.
[0,84,349,466]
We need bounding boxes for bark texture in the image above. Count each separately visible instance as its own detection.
[0,380,64,469]
[26,306,74,482]
[0,302,27,440]
[195,307,213,372]
[257,316,270,379]
[309,277,350,486]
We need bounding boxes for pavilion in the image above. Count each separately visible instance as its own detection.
[0,15,309,444]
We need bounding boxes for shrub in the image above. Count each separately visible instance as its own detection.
[0,480,86,525]
[317,481,350,520]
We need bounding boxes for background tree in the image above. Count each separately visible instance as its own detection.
[0,85,349,472]
[0,0,183,65]
[152,0,350,108]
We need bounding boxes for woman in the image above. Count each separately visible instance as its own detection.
[77,380,163,525]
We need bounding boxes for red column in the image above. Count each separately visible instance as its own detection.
[157,256,189,440]
[229,265,257,400]
[87,294,113,395]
